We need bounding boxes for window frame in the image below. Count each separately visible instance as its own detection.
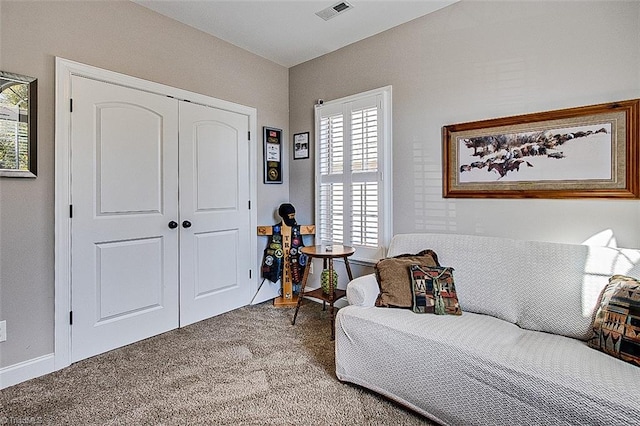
[314,86,392,264]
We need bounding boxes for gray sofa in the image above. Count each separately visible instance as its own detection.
[335,233,640,425]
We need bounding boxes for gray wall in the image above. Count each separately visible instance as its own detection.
[290,0,640,258]
[0,1,289,368]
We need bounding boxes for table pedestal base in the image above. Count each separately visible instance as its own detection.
[273,295,299,308]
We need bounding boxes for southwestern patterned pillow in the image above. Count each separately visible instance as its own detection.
[588,275,640,366]
[374,249,440,308]
[409,264,462,315]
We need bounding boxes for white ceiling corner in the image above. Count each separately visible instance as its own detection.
[132,0,458,68]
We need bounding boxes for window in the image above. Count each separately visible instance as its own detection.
[315,86,392,263]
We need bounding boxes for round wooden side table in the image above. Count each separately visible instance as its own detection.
[291,245,355,340]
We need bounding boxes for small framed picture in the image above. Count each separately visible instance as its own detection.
[293,132,310,160]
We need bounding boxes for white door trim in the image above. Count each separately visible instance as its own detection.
[54,57,258,371]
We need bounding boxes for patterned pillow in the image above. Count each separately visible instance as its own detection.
[374,249,440,308]
[588,275,640,366]
[409,264,462,315]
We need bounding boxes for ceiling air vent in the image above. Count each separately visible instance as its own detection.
[315,1,354,21]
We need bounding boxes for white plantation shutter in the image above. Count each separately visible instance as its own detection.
[318,113,345,244]
[319,182,343,244]
[351,105,379,248]
[352,182,377,247]
[315,86,392,263]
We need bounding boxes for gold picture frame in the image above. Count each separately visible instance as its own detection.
[442,99,639,199]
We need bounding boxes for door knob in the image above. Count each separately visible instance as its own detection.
[168,221,178,229]
[182,220,192,229]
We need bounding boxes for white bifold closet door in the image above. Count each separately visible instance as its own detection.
[70,76,250,362]
[178,101,251,327]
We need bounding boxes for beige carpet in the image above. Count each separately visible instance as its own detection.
[1,301,431,425]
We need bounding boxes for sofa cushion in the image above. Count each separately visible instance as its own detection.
[516,243,640,341]
[386,234,521,323]
[588,275,640,366]
[409,264,462,315]
[374,249,439,308]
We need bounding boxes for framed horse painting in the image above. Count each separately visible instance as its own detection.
[442,99,639,199]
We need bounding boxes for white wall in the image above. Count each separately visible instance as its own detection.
[0,0,289,371]
[290,0,640,253]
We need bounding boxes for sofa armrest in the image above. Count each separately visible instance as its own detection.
[346,274,379,307]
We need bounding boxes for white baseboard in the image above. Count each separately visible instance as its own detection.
[0,353,55,389]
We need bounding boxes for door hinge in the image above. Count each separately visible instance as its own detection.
[248,131,251,140]
[69,204,73,218]
[248,200,251,210]
[70,98,73,113]
[249,269,252,279]
[69,311,73,325]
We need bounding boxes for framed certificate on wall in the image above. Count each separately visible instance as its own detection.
[264,126,282,184]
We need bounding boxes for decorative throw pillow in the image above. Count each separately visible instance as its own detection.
[409,264,462,315]
[374,249,440,308]
[588,275,640,366]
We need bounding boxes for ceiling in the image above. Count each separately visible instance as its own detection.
[132,0,458,68]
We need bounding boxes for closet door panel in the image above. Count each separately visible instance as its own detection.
[70,76,179,362]
[194,122,238,210]
[96,105,163,214]
[179,102,252,326]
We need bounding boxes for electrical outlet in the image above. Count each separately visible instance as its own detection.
[0,320,6,342]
